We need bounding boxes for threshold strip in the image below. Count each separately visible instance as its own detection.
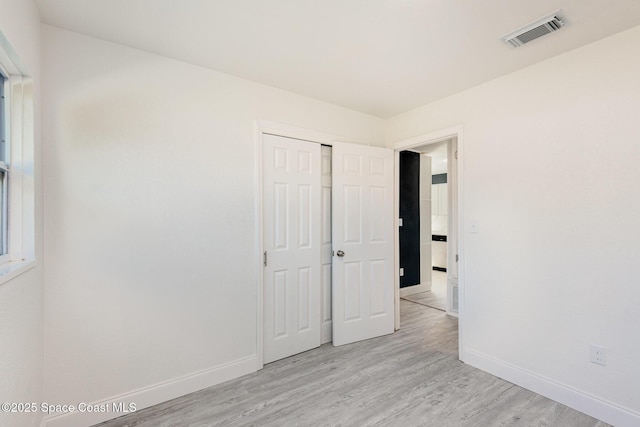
[400,297,446,312]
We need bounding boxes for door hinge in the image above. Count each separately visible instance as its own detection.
[263,251,267,267]
[455,150,458,160]
[456,254,459,262]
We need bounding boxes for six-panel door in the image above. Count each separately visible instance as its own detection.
[331,142,395,346]
[263,134,322,363]
[263,136,394,360]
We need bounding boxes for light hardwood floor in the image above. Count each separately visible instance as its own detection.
[401,271,447,312]
[95,300,609,427]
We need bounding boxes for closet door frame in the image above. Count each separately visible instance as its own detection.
[255,121,337,370]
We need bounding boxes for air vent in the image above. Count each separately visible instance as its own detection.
[501,11,565,48]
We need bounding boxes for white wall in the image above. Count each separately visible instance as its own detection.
[40,15,640,427]
[387,25,640,425]
[0,1,43,427]
[41,26,384,425]
[419,156,431,290]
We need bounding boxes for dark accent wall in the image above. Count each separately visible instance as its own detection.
[399,151,420,288]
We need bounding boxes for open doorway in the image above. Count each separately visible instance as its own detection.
[398,141,450,312]
[398,139,456,314]
[393,125,463,346]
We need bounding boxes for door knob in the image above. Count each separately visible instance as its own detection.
[336,250,345,257]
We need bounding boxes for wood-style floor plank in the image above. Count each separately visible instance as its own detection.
[401,271,448,312]
[95,300,608,427]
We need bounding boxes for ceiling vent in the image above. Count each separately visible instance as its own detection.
[501,11,565,48]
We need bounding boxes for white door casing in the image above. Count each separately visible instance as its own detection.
[332,142,395,346]
[263,134,322,363]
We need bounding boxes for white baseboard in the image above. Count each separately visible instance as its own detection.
[463,348,640,427]
[41,355,257,427]
[400,283,431,297]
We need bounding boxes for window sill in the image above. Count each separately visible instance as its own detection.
[0,258,36,286]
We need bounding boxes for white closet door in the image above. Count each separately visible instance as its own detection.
[263,134,321,363]
[332,142,394,346]
[320,145,333,344]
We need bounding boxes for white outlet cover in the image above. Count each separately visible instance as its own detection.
[590,344,606,366]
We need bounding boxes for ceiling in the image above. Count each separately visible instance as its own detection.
[35,0,640,118]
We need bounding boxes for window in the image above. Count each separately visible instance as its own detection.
[0,30,35,281]
[0,73,8,258]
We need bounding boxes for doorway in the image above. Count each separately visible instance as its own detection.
[393,125,463,354]
[397,138,458,316]
[399,142,450,312]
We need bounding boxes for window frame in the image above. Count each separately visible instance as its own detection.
[0,31,35,282]
[0,73,9,263]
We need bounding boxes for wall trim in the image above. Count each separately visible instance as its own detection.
[464,348,640,427]
[41,355,257,427]
[258,120,337,145]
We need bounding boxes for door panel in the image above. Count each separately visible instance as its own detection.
[263,134,321,363]
[332,142,394,346]
[343,261,362,321]
[369,260,386,316]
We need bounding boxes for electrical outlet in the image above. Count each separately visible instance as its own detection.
[590,344,606,366]
[399,268,404,277]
